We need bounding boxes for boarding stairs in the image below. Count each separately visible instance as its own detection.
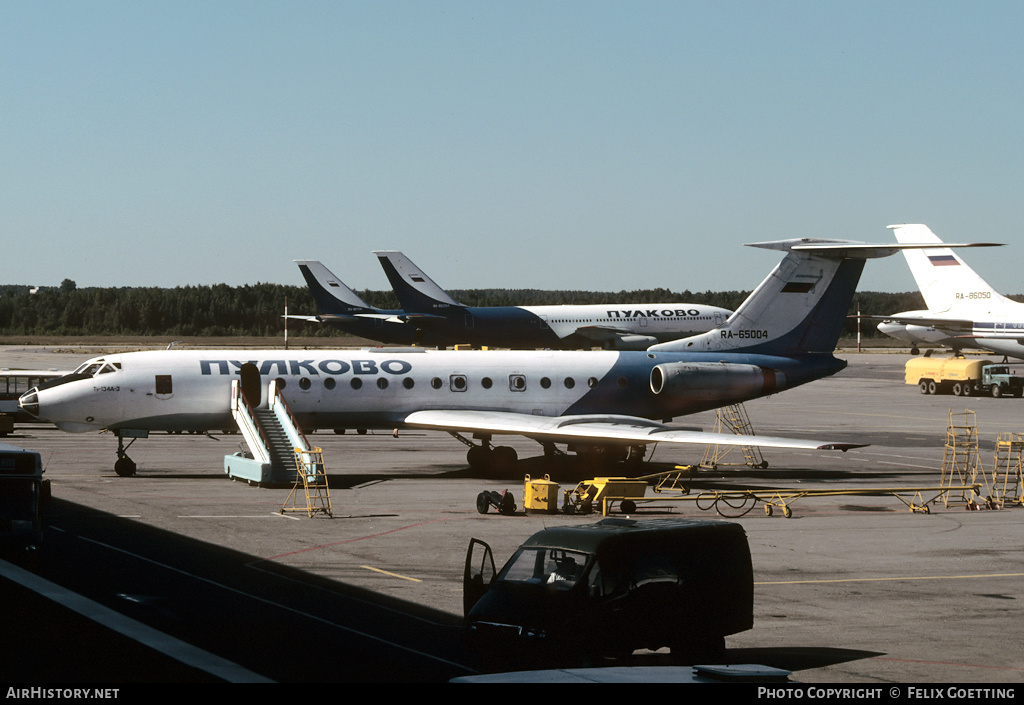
[225,379,315,486]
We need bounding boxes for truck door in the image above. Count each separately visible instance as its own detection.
[464,538,496,616]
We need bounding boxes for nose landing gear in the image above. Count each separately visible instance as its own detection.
[112,429,148,477]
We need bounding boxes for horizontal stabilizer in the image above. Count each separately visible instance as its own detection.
[747,238,1002,259]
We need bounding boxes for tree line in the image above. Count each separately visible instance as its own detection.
[0,281,931,338]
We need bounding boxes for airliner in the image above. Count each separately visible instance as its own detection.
[373,250,733,350]
[20,235,994,475]
[876,224,1015,357]
[288,260,454,346]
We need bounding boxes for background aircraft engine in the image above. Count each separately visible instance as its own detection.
[649,362,783,401]
[903,324,948,343]
[604,335,660,351]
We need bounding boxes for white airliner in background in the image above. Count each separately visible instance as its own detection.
[877,224,1015,357]
[373,250,733,350]
[20,235,995,475]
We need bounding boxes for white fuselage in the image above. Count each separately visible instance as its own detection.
[21,347,838,435]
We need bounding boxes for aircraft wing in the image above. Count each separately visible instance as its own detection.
[402,409,864,451]
[568,325,637,343]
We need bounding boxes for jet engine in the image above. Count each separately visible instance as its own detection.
[649,362,783,401]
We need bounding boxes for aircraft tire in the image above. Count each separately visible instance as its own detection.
[493,446,518,470]
[114,457,137,478]
[467,445,488,471]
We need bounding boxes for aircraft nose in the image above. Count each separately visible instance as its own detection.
[18,389,40,418]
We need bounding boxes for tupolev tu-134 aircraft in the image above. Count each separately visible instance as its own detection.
[19,235,997,476]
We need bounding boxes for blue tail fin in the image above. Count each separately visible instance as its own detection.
[294,260,379,315]
[374,251,465,313]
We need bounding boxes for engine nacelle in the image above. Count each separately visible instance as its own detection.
[604,335,660,351]
[649,362,784,400]
[903,324,949,344]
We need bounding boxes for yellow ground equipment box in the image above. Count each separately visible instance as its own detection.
[523,474,560,514]
[565,477,649,515]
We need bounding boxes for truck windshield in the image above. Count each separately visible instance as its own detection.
[497,547,591,590]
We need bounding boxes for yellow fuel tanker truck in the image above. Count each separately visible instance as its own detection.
[905,357,1024,397]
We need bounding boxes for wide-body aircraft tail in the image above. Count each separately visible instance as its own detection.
[374,250,465,313]
[295,260,380,315]
[889,224,1015,314]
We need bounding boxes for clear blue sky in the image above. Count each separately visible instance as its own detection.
[3,1,1022,295]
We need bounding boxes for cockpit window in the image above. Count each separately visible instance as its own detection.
[73,361,120,376]
[497,547,590,591]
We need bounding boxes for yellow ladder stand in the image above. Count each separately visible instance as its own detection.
[699,404,767,470]
[939,410,984,507]
[990,432,1024,507]
[281,447,333,518]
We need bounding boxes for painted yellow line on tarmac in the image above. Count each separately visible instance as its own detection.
[360,565,422,582]
[759,572,1024,585]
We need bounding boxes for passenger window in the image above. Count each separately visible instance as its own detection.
[324,378,336,390]
[299,377,311,390]
[351,378,362,390]
[431,377,443,389]
[403,377,415,389]
[540,377,551,389]
[564,377,575,389]
[481,377,493,389]
[377,378,388,390]
[451,375,467,392]
[509,375,527,392]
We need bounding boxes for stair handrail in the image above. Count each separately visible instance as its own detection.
[269,382,311,452]
[230,380,273,456]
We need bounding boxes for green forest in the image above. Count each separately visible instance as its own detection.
[0,280,934,339]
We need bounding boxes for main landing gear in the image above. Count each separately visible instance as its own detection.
[448,432,519,472]
[452,432,648,474]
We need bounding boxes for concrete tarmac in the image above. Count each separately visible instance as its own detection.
[2,346,1023,683]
